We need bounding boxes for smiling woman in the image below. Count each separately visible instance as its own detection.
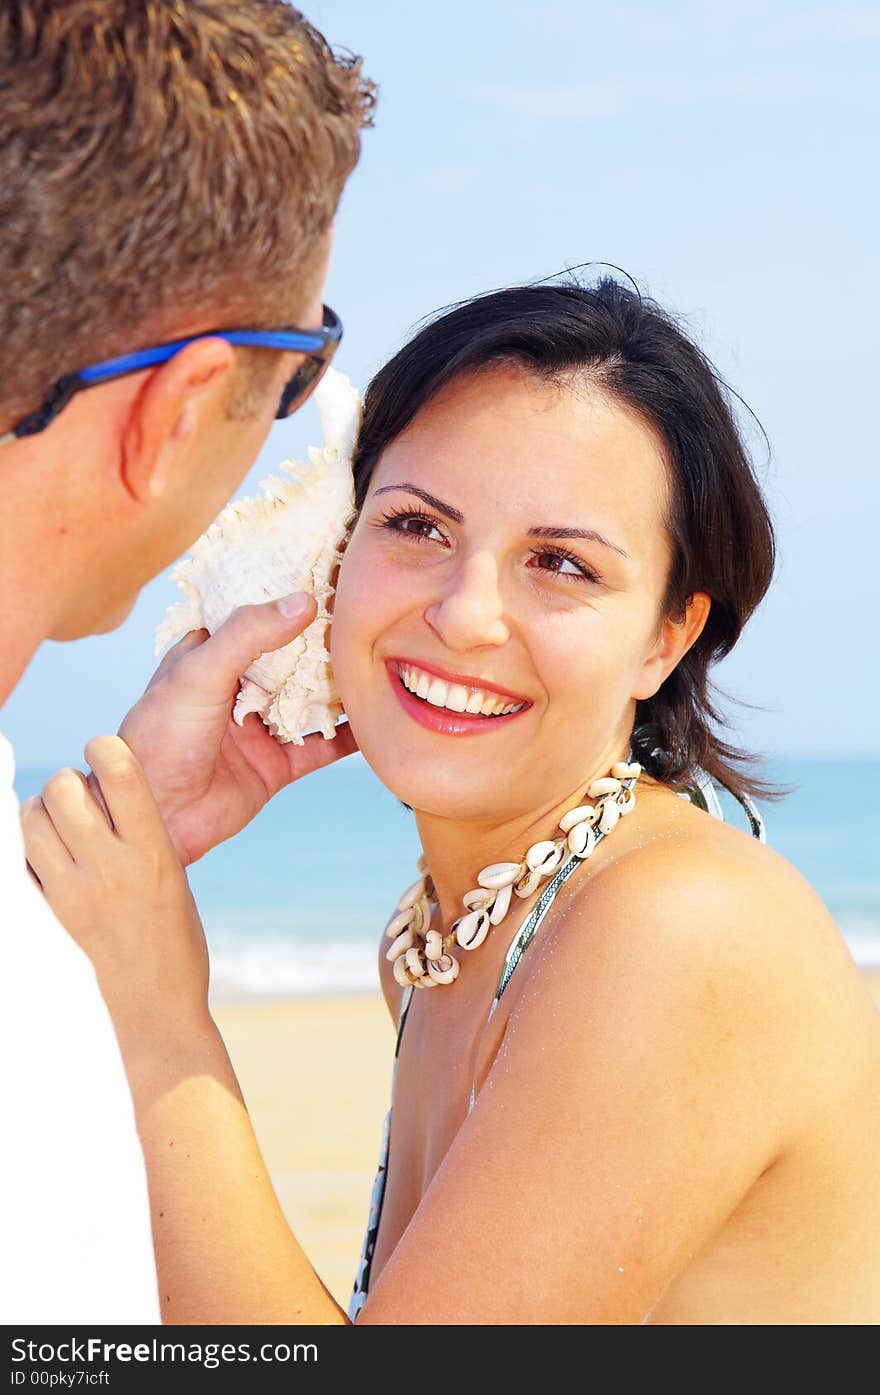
[22,275,880,1325]
[343,278,782,806]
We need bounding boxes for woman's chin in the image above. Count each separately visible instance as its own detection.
[377,774,469,820]
[357,747,529,827]
[339,689,537,823]
[356,744,484,821]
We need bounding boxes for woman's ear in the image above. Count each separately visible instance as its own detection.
[632,592,711,701]
[118,338,236,503]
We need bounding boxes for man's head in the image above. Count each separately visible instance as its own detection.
[0,1,374,639]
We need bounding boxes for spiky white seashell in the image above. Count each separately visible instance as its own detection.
[154,368,361,745]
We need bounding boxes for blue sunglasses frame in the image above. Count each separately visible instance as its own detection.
[0,304,343,446]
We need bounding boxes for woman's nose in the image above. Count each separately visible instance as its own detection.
[423,550,510,650]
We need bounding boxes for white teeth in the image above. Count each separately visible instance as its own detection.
[397,664,525,719]
[445,684,469,712]
[426,678,448,707]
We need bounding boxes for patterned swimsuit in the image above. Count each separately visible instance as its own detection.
[347,768,766,1320]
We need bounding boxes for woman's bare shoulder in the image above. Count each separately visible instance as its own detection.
[601,801,848,968]
[534,800,877,1102]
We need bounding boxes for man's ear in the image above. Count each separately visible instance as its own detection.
[119,338,236,503]
[632,592,712,701]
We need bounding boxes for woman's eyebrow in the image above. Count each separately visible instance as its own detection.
[526,524,630,559]
[372,482,630,559]
[373,482,463,523]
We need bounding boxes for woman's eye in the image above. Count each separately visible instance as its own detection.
[397,517,444,541]
[377,508,448,544]
[529,549,598,583]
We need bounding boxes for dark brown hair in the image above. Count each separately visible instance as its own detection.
[352,276,789,807]
[0,1,376,422]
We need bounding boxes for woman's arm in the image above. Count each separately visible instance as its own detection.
[23,744,824,1323]
[126,1019,346,1323]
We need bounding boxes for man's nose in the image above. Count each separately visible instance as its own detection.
[423,550,510,650]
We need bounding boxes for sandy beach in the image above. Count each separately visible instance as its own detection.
[213,971,880,1310]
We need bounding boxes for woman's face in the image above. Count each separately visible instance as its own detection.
[331,365,697,823]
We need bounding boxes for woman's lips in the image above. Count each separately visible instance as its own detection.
[388,664,530,736]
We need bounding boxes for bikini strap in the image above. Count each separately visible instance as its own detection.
[494,849,584,1003]
[395,984,415,1054]
[680,767,766,842]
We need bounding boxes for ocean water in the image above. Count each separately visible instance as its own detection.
[13,754,880,997]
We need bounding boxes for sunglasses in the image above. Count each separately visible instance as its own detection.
[0,304,343,446]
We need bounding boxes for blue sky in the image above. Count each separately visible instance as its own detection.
[5,0,878,765]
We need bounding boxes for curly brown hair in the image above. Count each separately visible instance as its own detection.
[0,1,376,423]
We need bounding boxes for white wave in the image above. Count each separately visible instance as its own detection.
[207,930,379,1000]
[840,929,880,968]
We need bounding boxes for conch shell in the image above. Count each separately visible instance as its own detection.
[154,367,360,744]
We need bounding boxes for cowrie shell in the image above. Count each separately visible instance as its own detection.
[405,946,427,978]
[534,843,565,877]
[397,878,426,911]
[588,777,623,799]
[425,930,444,961]
[611,761,641,781]
[427,954,460,985]
[513,867,542,899]
[567,823,596,857]
[385,907,415,940]
[526,840,558,871]
[385,929,415,963]
[463,887,494,912]
[455,909,491,950]
[477,861,523,890]
[558,804,599,833]
[411,899,432,935]
[393,956,415,987]
[599,799,621,834]
[488,883,513,924]
[617,787,636,815]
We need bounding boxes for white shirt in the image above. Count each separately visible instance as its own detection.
[0,729,160,1323]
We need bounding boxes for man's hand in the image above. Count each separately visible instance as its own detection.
[118,593,359,865]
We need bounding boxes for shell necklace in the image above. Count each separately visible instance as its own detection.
[385,757,643,988]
